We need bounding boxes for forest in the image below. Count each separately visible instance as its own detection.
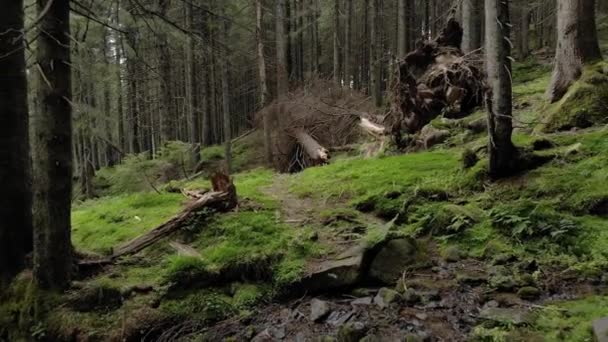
[2,0,608,341]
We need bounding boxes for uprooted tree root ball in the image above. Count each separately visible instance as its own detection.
[387,18,485,149]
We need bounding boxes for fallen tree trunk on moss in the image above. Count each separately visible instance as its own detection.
[112,173,237,258]
[294,130,330,163]
[78,174,237,268]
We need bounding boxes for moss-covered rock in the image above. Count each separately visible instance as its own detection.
[541,62,608,132]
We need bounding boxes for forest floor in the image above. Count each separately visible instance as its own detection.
[5,27,608,342]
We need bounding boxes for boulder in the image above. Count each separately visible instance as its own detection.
[517,286,541,300]
[479,307,533,326]
[337,322,368,342]
[299,245,365,292]
[593,317,608,342]
[373,288,402,308]
[311,298,332,322]
[368,238,418,284]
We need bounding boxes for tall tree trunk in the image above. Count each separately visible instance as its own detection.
[485,0,517,178]
[462,0,483,52]
[158,0,174,144]
[221,6,232,173]
[33,0,73,290]
[370,0,383,107]
[518,2,530,58]
[257,0,273,164]
[344,0,353,88]
[277,0,289,95]
[333,0,342,85]
[186,0,201,165]
[547,0,602,102]
[0,0,32,283]
[398,0,408,57]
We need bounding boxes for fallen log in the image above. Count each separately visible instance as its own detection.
[103,173,237,260]
[359,117,387,137]
[294,130,330,163]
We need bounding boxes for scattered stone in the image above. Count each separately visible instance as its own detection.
[593,317,608,342]
[402,332,431,342]
[402,288,421,305]
[311,298,332,322]
[251,327,286,342]
[299,245,365,292]
[415,313,428,321]
[351,288,375,297]
[360,335,381,342]
[479,307,533,326]
[489,274,518,291]
[491,253,518,265]
[369,238,418,284]
[327,310,355,326]
[351,297,373,306]
[517,286,541,300]
[374,288,401,308]
[337,322,368,342]
[456,271,487,285]
[419,290,441,303]
[465,118,488,133]
[442,246,462,263]
[565,143,582,156]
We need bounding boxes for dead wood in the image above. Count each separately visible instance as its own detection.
[77,173,238,268]
[294,129,330,163]
[359,117,387,137]
[388,18,485,149]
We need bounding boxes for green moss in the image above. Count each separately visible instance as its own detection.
[527,295,608,341]
[231,283,267,308]
[541,62,608,132]
[72,192,183,253]
[160,290,236,323]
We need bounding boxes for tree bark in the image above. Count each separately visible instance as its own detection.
[462,0,483,52]
[0,0,33,283]
[334,0,342,85]
[485,0,517,178]
[158,0,174,143]
[370,0,383,107]
[33,0,73,290]
[257,0,273,164]
[186,0,201,165]
[344,0,353,88]
[221,9,233,173]
[547,0,602,102]
[398,0,408,57]
[277,0,289,96]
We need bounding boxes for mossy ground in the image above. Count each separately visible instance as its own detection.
[6,35,608,341]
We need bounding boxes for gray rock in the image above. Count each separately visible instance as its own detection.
[457,271,487,285]
[337,322,368,342]
[489,274,518,291]
[299,245,365,292]
[479,307,533,326]
[311,298,332,322]
[442,246,462,263]
[593,317,608,342]
[252,327,286,342]
[373,288,401,308]
[360,335,381,342]
[517,286,541,300]
[402,288,421,305]
[351,297,373,306]
[327,310,355,326]
[369,238,418,284]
